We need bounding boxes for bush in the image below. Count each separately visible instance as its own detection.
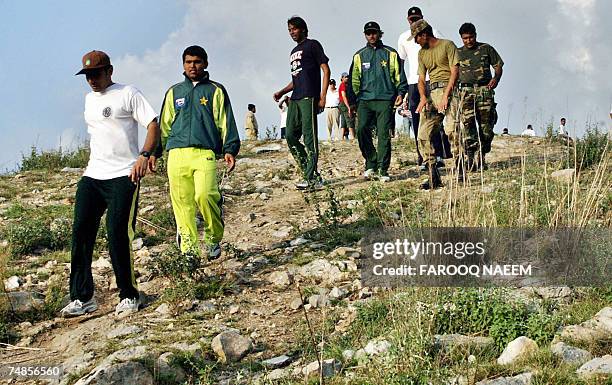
[20,146,89,172]
[572,125,609,170]
[151,245,202,280]
[6,208,72,257]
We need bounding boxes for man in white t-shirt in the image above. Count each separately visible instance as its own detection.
[60,50,160,318]
[397,6,449,167]
[522,124,536,137]
[325,79,341,141]
[279,96,289,139]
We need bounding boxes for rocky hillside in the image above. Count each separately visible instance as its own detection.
[0,135,610,385]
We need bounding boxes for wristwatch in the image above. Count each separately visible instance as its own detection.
[140,151,151,158]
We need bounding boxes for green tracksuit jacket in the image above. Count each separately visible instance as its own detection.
[349,41,408,101]
[157,72,240,157]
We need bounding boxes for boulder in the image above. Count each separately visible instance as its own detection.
[156,352,186,383]
[74,361,153,385]
[497,337,538,365]
[576,355,612,379]
[560,307,612,344]
[262,355,291,369]
[268,270,293,289]
[6,291,44,313]
[211,331,253,363]
[550,342,592,366]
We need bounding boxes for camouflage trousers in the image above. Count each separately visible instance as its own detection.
[457,86,498,155]
[418,87,477,166]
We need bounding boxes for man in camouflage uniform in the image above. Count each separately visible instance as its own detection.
[457,22,503,170]
[412,19,469,189]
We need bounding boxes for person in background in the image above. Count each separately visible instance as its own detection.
[521,124,536,137]
[501,127,510,136]
[278,96,289,139]
[338,72,355,140]
[325,79,341,141]
[245,104,258,141]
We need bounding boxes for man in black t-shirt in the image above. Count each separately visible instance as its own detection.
[274,16,330,190]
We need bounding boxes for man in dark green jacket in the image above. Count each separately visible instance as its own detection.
[350,21,408,182]
[154,45,240,260]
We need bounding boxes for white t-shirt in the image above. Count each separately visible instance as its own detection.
[558,124,566,135]
[397,27,443,84]
[279,104,288,128]
[325,88,340,107]
[83,83,157,180]
[521,128,536,137]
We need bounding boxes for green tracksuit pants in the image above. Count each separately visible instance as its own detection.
[285,97,320,182]
[167,147,223,255]
[356,100,394,175]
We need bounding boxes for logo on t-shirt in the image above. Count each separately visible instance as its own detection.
[175,98,186,109]
[362,62,371,70]
[290,50,303,76]
[102,107,112,118]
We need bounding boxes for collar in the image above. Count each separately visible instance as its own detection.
[366,40,384,49]
[183,71,210,84]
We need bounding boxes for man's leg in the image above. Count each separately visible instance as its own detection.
[408,84,423,163]
[192,149,224,246]
[69,177,106,302]
[417,95,443,188]
[167,148,199,255]
[332,108,341,141]
[285,99,308,177]
[339,104,348,139]
[356,101,378,172]
[457,89,479,168]
[103,176,139,301]
[298,98,320,183]
[475,87,497,156]
[373,101,394,175]
[326,109,334,141]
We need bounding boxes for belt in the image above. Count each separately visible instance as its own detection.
[325,106,338,108]
[430,81,447,90]
[459,82,489,88]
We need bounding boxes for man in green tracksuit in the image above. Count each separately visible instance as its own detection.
[154,45,240,260]
[350,21,408,182]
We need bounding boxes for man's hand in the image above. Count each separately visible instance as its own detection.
[147,156,158,174]
[487,78,498,90]
[318,95,326,110]
[394,95,403,107]
[348,105,353,118]
[416,98,428,114]
[224,153,236,173]
[130,156,148,183]
[438,93,450,112]
[273,91,282,102]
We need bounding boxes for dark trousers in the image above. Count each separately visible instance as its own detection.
[356,100,393,174]
[408,83,451,159]
[286,97,320,182]
[70,176,139,302]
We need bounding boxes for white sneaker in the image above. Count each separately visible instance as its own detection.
[378,175,391,183]
[363,169,376,179]
[60,298,98,317]
[295,180,309,190]
[115,297,140,316]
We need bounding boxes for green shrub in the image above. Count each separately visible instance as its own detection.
[572,125,609,170]
[151,245,201,280]
[6,215,72,257]
[20,146,89,172]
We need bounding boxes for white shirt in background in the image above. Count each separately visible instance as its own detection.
[397,27,443,84]
[325,88,340,107]
[521,128,536,137]
[558,124,566,135]
[279,104,288,128]
[83,83,157,180]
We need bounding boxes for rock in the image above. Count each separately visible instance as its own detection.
[229,305,240,314]
[329,287,349,300]
[170,342,203,360]
[104,346,150,364]
[364,339,391,356]
[532,286,572,300]
[272,226,292,238]
[290,237,309,246]
[262,355,292,368]
[308,294,330,308]
[4,276,21,290]
[156,352,186,383]
[475,372,533,385]
[211,331,253,363]
[266,368,289,380]
[155,303,171,315]
[302,358,341,378]
[342,349,355,361]
[131,238,144,251]
[268,270,293,289]
[447,375,469,385]
[61,167,83,173]
[6,292,44,313]
[560,307,612,344]
[289,297,303,310]
[92,257,113,270]
[550,342,592,366]
[550,168,574,183]
[194,300,217,313]
[74,361,154,385]
[434,334,495,353]
[106,325,142,339]
[253,143,282,154]
[299,259,344,284]
[259,192,269,200]
[139,205,154,215]
[63,351,95,377]
[497,337,538,365]
[576,355,612,379]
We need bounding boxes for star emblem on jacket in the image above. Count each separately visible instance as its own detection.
[380,59,387,67]
[200,97,208,106]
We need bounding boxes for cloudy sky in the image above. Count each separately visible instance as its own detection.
[1,0,610,172]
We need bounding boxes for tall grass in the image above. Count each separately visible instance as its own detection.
[20,145,89,172]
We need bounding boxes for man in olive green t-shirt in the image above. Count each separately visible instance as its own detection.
[412,19,476,189]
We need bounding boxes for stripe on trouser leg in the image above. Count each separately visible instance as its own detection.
[126,182,139,290]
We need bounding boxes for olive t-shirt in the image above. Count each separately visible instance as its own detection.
[458,42,504,84]
[417,39,459,83]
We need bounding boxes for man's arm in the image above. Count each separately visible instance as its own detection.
[319,63,330,110]
[274,81,294,102]
[213,85,240,172]
[416,74,427,113]
[488,65,503,90]
[439,64,458,112]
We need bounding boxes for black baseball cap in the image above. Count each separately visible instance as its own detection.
[363,21,381,33]
[408,6,423,17]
